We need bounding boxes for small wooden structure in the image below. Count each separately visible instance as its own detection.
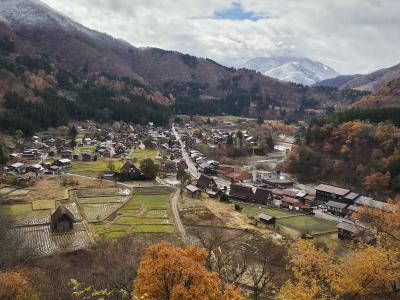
[51,205,75,232]
[259,213,276,226]
[185,184,201,198]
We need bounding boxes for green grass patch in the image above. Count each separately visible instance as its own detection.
[103,231,127,239]
[133,224,174,233]
[0,204,32,216]
[110,224,130,232]
[116,216,169,225]
[79,196,122,204]
[120,209,141,215]
[70,160,124,177]
[93,223,108,232]
[238,203,298,218]
[130,148,158,160]
[134,194,170,206]
[277,216,338,235]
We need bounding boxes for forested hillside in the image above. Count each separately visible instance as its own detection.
[0,54,171,135]
[285,110,400,197]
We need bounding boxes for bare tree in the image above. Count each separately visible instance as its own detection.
[247,239,286,300]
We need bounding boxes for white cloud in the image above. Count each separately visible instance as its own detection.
[40,0,400,74]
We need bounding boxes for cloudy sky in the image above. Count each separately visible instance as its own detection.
[40,0,400,74]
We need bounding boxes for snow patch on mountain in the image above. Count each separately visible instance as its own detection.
[242,56,339,85]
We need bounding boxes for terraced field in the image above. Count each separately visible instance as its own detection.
[82,203,122,222]
[94,193,175,238]
[11,223,91,255]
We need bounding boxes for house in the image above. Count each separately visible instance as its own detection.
[326,201,348,216]
[16,172,37,184]
[196,175,218,191]
[44,165,60,175]
[82,153,92,162]
[229,184,254,202]
[337,221,369,241]
[254,188,273,205]
[224,171,252,183]
[61,149,73,159]
[185,184,201,198]
[22,149,40,160]
[27,164,44,175]
[53,159,72,169]
[253,170,293,188]
[280,196,300,209]
[119,161,141,178]
[315,184,351,204]
[51,205,75,232]
[259,213,276,226]
[8,162,26,174]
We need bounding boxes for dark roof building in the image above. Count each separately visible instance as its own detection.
[259,213,276,226]
[51,205,75,232]
[229,184,254,202]
[196,175,218,191]
[254,188,273,204]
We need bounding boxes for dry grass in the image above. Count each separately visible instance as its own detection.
[32,200,56,210]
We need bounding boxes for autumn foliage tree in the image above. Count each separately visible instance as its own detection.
[0,271,28,300]
[133,241,243,300]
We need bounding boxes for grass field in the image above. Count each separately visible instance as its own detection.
[238,202,299,218]
[32,200,55,210]
[116,216,169,225]
[130,149,159,161]
[70,160,124,177]
[277,216,338,235]
[79,196,124,204]
[1,204,32,216]
[133,225,174,233]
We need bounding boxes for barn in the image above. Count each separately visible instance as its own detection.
[51,205,75,232]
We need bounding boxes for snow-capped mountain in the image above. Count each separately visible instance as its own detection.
[242,56,339,85]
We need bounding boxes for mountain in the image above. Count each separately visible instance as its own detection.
[352,77,400,109]
[0,0,368,123]
[317,63,400,92]
[241,56,339,85]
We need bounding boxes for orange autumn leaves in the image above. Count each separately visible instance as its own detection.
[133,241,243,300]
[0,271,28,300]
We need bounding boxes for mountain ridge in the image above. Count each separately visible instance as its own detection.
[242,56,339,85]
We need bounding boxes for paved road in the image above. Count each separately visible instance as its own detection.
[172,124,200,179]
[170,189,187,242]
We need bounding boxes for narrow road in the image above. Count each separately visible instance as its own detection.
[170,188,187,242]
[172,124,200,179]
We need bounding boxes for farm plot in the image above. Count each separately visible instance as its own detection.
[82,203,123,222]
[96,193,174,238]
[79,196,125,204]
[11,223,91,256]
[277,215,338,236]
[32,200,55,210]
[75,188,120,198]
[0,187,16,195]
[0,204,32,216]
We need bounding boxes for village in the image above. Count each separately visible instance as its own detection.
[0,116,392,257]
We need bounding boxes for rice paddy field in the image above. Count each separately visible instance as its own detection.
[92,193,175,238]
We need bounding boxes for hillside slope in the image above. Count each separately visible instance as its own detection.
[352,77,400,108]
[317,63,400,92]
